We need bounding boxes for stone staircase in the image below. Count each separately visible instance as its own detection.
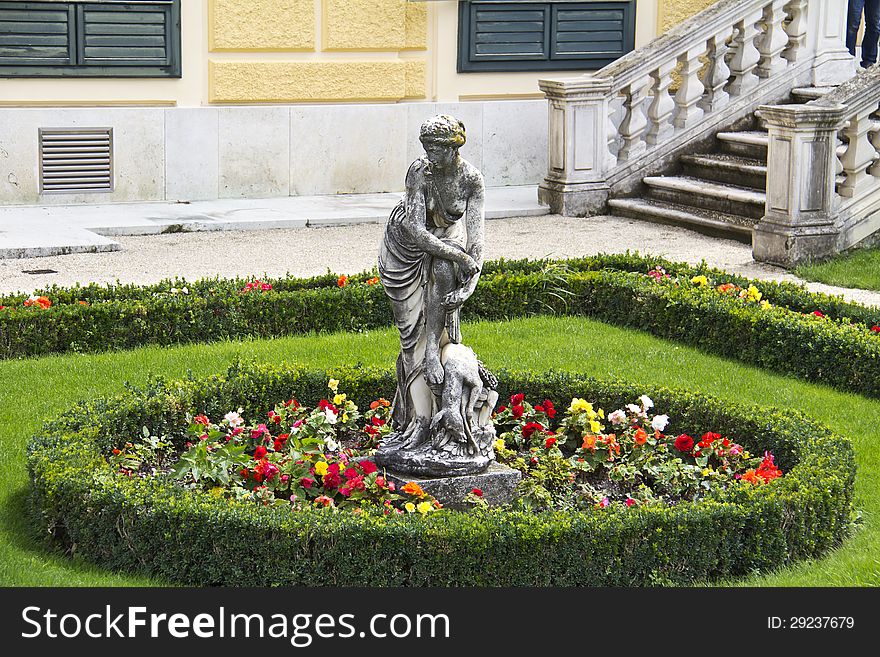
[607,86,836,242]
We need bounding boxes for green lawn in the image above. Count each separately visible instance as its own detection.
[2,315,877,586]
[795,247,880,292]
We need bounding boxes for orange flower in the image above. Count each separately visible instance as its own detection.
[78,300,89,306]
[366,277,380,285]
[581,434,596,450]
[370,400,381,410]
[337,275,348,288]
[402,482,425,497]
[634,427,648,445]
[24,296,51,309]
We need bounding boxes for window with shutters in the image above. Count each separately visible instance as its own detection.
[0,0,180,77]
[458,0,635,72]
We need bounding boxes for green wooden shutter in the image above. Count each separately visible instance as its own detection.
[77,2,175,68]
[551,3,634,61]
[0,0,180,77]
[468,3,550,64]
[0,2,75,66]
[458,1,635,73]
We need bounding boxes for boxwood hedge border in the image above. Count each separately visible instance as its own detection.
[27,362,856,586]
[3,254,880,399]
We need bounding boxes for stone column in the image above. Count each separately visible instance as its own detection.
[810,0,856,86]
[753,104,847,267]
[537,76,614,216]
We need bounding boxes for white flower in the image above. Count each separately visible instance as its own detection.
[608,409,627,426]
[224,410,244,428]
[639,395,654,410]
[324,436,339,451]
[324,408,338,425]
[181,287,189,295]
[651,414,669,432]
[625,403,646,418]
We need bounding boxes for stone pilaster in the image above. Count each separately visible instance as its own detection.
[753,103,847,267]
[537,76,614,216]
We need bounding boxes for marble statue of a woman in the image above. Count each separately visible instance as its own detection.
[375,115,498,476]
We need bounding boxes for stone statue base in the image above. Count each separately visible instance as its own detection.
[383,462,522,510]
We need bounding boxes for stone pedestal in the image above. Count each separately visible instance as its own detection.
[752,103,847,267]
[384,462,522,511]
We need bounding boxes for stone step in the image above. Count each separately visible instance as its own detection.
[680,153,767,190]
[607,198,754,243]
[790,86,836,102]
[643,175,767,220]
[716,130,769,159]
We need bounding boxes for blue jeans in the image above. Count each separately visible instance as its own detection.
[848,0,880,66]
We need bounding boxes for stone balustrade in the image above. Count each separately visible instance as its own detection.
[754,66,880,266]
[539,0,852,216]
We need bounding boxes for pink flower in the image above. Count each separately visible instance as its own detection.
[361,460,378,475]
[598,497,610,508]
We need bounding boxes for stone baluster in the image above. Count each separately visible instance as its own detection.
[758,0,791,78]
[728,9,764,97]
[868,117,880,178]
[783,0,808,64]
[674,45,706,131]
[618,75,650,161]
[839,108,880,198]
[699,28,733,115]
[538,76,615,215]
[810,0,855,86]
[753,104,847,267]
[646,60,676,146]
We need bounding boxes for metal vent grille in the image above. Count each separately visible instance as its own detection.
[39,128,113,193]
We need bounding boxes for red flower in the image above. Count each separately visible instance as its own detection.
[543,400,556,418]
[361,460,377,475]
[371,416,385,426]
[240,468,249,479]
[625,498,636,507]
[344,467,359,480]
[544,436,557,449]
[300,477,313,489]
[471,488,483,497]
[253,445,267,460]
[521,421,544,439]
[812,310,825,318]
[193,414,210,426]
[511,393,525,406]
[674,434,694,453]
[497,405,507,413]
[512,405,524,419]
[872,326,880,333]
[318,399,339,414]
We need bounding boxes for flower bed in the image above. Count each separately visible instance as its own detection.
[28,361,855,586]
[3,254,880,399]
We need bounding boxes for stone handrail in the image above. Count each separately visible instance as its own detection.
[752,66,880,266]
[539,0,852,216]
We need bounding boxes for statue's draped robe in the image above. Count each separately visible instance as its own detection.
[378,158,467,431]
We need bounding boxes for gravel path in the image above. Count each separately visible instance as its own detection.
[2,214,879,307]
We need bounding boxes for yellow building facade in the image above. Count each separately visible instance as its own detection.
[0,0,715,206]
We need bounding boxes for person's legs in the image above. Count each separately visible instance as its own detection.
[848,0,867,58]
[863,0,880,66]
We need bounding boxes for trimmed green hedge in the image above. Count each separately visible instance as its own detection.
[28,362,856,586]
[4,253,880,397]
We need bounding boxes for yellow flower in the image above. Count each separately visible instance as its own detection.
[405,502,416,513]
[744,451,751,459]
[209,486,225,498]
[342,413,349,423]
[328,379,339,393]
[569,398,593,415]
[314,461,329,476]
[702,468,710,477]
[598,408,605,420]
[493,438,505,452]
[691,275,709,287]
[745,285,762,302]
[761,300,771,310]
[589,420,604,434]
[333,393,346,406]
[417,501,432,515]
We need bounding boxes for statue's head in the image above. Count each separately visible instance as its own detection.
[419,115,466,169]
